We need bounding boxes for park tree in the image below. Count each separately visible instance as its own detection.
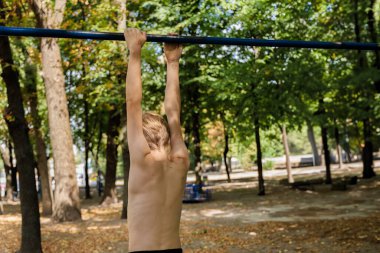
[63,0,105,202]
[5,4,53,213]
[0,86,13,202]
[28,0,81,221]
[0,116,5,214]
[62,0,101,200]
[363,0,380,177]
[101,109,121,205]
[98,0,128,207]
[177,0,235,184]
[115,0,130,219]
[227,0,352,188]
[368,0,380,93]
[62,0,114,201]
[353,0,377,178]
[10,34,54,215]
[0,0,42,250]
[121,106,130,219]
[127,0,237,184]
[0,141,14,200]
[61,0,132,206]
[23,44,53,215]
[226,0,284,195]
[281,125,294,183]
[2,141,17,199]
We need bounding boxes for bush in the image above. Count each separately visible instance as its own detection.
[263,160,275,170]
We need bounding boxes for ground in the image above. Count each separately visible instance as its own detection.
[1,163,380,253]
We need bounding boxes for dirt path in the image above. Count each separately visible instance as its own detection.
[1,166,379,253]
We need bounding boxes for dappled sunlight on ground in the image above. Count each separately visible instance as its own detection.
[0,214,21,222]
[199,209,236,218]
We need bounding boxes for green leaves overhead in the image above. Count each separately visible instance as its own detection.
[2,0,379,167]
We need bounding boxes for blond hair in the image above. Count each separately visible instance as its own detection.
[142,112,170,151]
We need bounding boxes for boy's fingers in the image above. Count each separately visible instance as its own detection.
[124,28,146,41]
[165,33,181,47]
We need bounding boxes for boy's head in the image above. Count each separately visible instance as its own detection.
[142,112,170,151]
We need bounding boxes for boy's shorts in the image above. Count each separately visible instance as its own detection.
[130,249,182,253]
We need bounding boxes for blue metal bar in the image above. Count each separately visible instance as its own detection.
[0,26,379,50]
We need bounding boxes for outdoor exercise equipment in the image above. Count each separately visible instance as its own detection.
[1,26,380,50]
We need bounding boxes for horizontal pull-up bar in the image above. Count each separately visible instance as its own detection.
[1,26,379,50]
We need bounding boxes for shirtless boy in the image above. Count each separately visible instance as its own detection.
[124,28,189,253]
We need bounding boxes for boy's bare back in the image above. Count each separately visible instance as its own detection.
[124,28,189,252]
[128,151,188,250]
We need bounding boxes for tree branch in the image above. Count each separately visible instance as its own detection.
[52,0,67,28]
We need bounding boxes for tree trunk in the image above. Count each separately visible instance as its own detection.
[0,191,3,214]
[42,37,81,221]
[362,119,376,178]
[184,121,191,149]
[0,5,42,250]
[342,123,352,163]
[307,120,320,166]
[116,0,127,33]
[353,0,366,68]
[0,146,3,212]
[334,125,344,169]
[367,0,380,92]
[8,141,18,199]
[79,0,91,200]
[121,137,130,218]
[223,124,231,183]
[254,118,265,196]
[192,110,202,184]
[354,122,362,157]
[0,144,13,200]
[228,157,232,172]
[101,110,120,205]
[24,59,53,215]
[281,125,294,184]
[84,97,91,199]
[29,0,81,222]
[94,125,103,196]
[353,0,376,178]
[362,0,377,177]
[321,126,332,184]
[121,106,130,219]
[115,0,129,218]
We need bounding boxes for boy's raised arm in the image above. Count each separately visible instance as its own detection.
[164,39,188,161]
[125,28,150,158]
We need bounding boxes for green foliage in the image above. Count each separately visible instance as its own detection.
[288,126,320,155]
[1,0,380,173]
[263,160,275,170]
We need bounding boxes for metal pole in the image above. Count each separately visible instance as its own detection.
[1,26,379,50]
